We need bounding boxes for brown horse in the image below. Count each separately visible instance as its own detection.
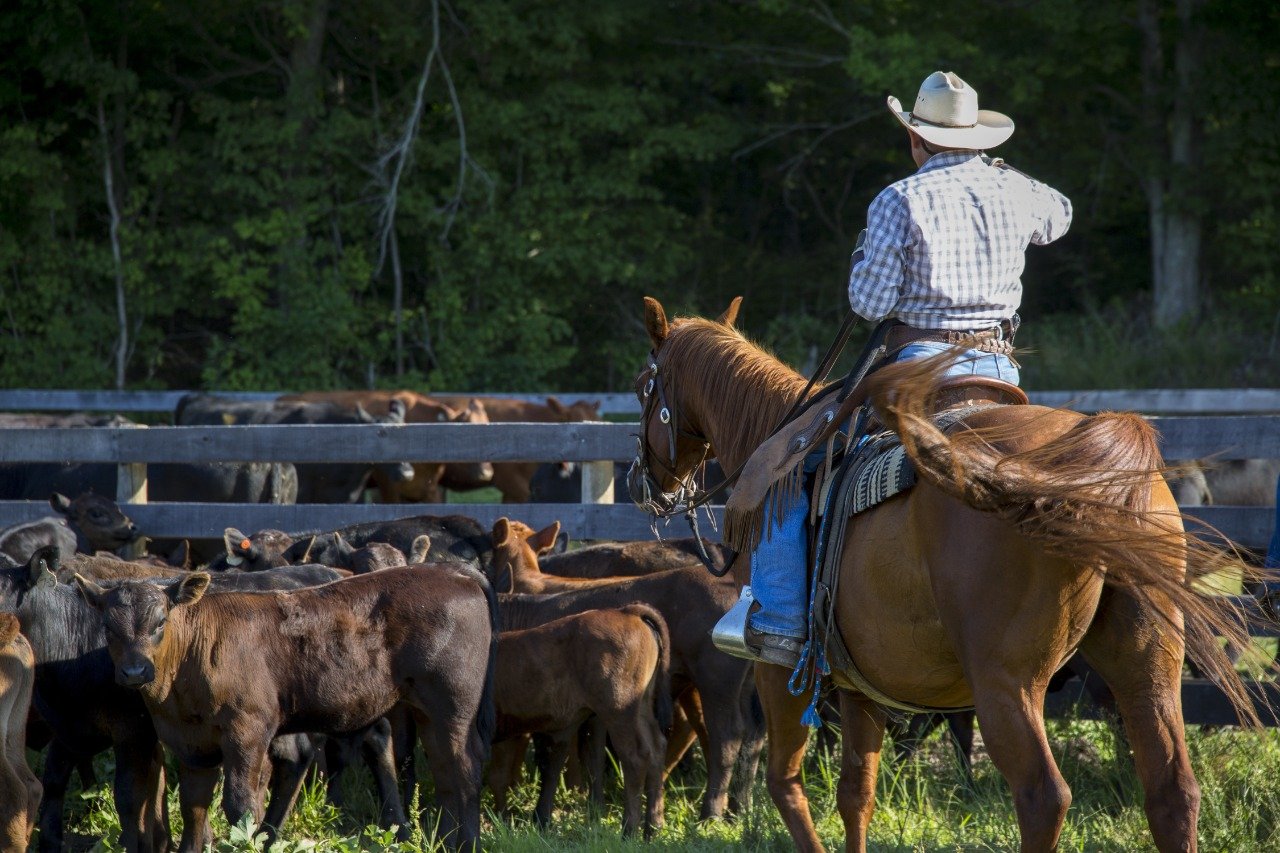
[628,296,1265,853]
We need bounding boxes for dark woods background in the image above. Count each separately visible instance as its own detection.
[1,0,1277,393]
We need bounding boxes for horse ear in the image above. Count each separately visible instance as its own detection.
[717,296,743,328]
[643,297,669,347]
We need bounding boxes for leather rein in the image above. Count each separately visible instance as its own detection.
[629,313,892,573]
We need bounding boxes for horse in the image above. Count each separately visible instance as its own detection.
[626,296,1266,852]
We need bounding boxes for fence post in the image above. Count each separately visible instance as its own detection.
[116,424,148,558]
[581,460,615,505]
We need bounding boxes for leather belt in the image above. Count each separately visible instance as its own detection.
[885,315,1013,348]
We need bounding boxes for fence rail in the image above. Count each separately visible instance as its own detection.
[0,418,1276,546]
[2,388,1280,417]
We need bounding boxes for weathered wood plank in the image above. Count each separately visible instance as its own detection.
[0,501,1269,546]
[0,500,691,542]
[0,389,640,416]
[2,417,1277,464]
[0,423,640,464]
[1029,388,1280,415]
[1044,679,1280,727]
[1151,416,1280,460]
[3,388,1279,417]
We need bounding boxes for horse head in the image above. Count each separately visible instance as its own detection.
[626,296,743,515]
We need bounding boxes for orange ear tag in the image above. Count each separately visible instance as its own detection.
[240,539,252,551]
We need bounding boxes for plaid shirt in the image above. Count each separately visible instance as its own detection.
[847,151,1072,330]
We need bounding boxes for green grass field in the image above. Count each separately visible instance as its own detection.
[48,715,1280,852]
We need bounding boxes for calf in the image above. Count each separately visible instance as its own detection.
[539,537,736,580]
[0,493,141,564]
[75,565,496,852]
[489,605,671,838]
[435,396,599,503]
[0,614,39,853]
[205,528,295,572]
[283,514,494,576]
[496,568,760,821]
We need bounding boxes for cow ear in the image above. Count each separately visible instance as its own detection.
[643,297,670,348]
[299,535,317,564]
[491,518,512,548]
[529,521,562,556]
[222,528,245,567]
[171,573,210,607]
[28,546,60,590]
[334,532,354,555]
[409,535,431,564]
[355,404,375,423]
[169,540,192,570]
[716,296,743,328]
[545,397,565,416]
[73,572,108,609]
[554,530,570,554]
[388,399,407,422]
[50,493,72,515]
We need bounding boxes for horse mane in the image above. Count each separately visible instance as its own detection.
[663,317,813,464]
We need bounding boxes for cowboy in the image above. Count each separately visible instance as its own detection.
[744,71,1073,668]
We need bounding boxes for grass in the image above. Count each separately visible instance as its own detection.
[45,717,1280,852]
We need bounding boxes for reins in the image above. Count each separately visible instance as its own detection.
[632,313,896,576]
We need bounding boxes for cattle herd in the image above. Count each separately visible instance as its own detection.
[0,392,762,851]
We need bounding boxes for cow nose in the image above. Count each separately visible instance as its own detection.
[119,662,152,686]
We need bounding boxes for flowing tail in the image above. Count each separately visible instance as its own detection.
[864,350,1275,726]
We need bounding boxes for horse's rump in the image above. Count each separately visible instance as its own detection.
[864,350,1272,724]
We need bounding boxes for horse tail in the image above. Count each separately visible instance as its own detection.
[865,350,1270,726]
[622,603,674,734]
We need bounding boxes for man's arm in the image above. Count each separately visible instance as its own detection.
[848,188,911,321]
[1028,179,1073,245]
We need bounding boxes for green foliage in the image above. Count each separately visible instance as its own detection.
[0,0,1276,392]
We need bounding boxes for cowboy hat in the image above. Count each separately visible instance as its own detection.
[887,71,1013,150]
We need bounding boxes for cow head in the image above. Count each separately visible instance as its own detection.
[50,492,140,552]
[348,542,408,574]
[490,518,561,591]
[545,397,601,422]
[74,573,210,687]
[216,527,292,571]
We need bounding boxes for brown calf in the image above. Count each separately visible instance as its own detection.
[75,566,496,852]
[281,390,493,501]
[435,396,600,503]
[489,604,671,838]
[0,614,39,852]
[490,519,620,594]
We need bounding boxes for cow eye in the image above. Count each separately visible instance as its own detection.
[151,621,165,640]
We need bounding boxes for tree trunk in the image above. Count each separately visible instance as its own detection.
[1140,0,1204,328]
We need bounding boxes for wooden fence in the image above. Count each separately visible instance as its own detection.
[3,387,1280,417]
[1,411,1279,725]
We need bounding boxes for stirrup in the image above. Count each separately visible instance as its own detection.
[711,585,756,660]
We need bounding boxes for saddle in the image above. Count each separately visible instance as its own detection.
[809,383,1025,712]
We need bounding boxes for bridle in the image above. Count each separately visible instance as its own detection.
[628,350,714,519]
[629,312,889,535]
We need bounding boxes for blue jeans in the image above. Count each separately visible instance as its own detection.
[747,343,1020,639]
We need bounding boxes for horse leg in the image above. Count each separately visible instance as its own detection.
[967,678,1070,851]
[835,691,887,853]
[756,663,824,852]
[1079,589,1198,852]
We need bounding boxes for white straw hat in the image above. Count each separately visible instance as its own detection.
[887,71,1014,150]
